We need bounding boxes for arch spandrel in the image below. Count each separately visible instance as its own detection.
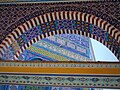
[0,11,119,60]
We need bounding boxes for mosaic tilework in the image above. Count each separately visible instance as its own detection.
[1,46,14,60]
[0,1,119,41]
[27,45,71,61]
[24,86,90,90]
[55,20,76,30]
[17,35,93,61]
[0,74,119,88]
[2,41,20,60]
[12,20,92,48]
[1,85,93,90]
[0,61,119,89]
[0,62,119,68]
[2,19,119,60]
[92,26,109,41]
[16,34,93,61]
[45,34,91,58]
[18,49,58,61]
[24,19,111,43]
[41,21,56,33]
[32,36,91,60]
[58,34,89,48]
[0,1,119,60]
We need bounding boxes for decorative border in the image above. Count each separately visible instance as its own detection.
[0,11,119,60]
[0,61,119,68]
[0,74,120,88]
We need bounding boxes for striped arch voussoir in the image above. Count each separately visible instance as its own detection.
[0,11,119,60]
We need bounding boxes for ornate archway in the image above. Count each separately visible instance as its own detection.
[0,1,120,89]
[0,11,119,60]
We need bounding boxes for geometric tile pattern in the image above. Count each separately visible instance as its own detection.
[2,85,93,90]
[24,26,41,42]
[0,74,120,89]
[1,19,119,60]
[1,41,20,60]
[1,46,14,60]
[23,86,90,90]
[55,20,76,30]
[27,45,76,61]
[58,34,89,48]
[92,26,109,41]
[16,33,94,61]
[0,61,120,68]
[0,2,119,60]
[0,1,119,41]
[0,61,120,89]
[0,60,120,90]
[14,20,108,50]
[0,2,119,89]
[28,41,90,61]
[18,49,57,61]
